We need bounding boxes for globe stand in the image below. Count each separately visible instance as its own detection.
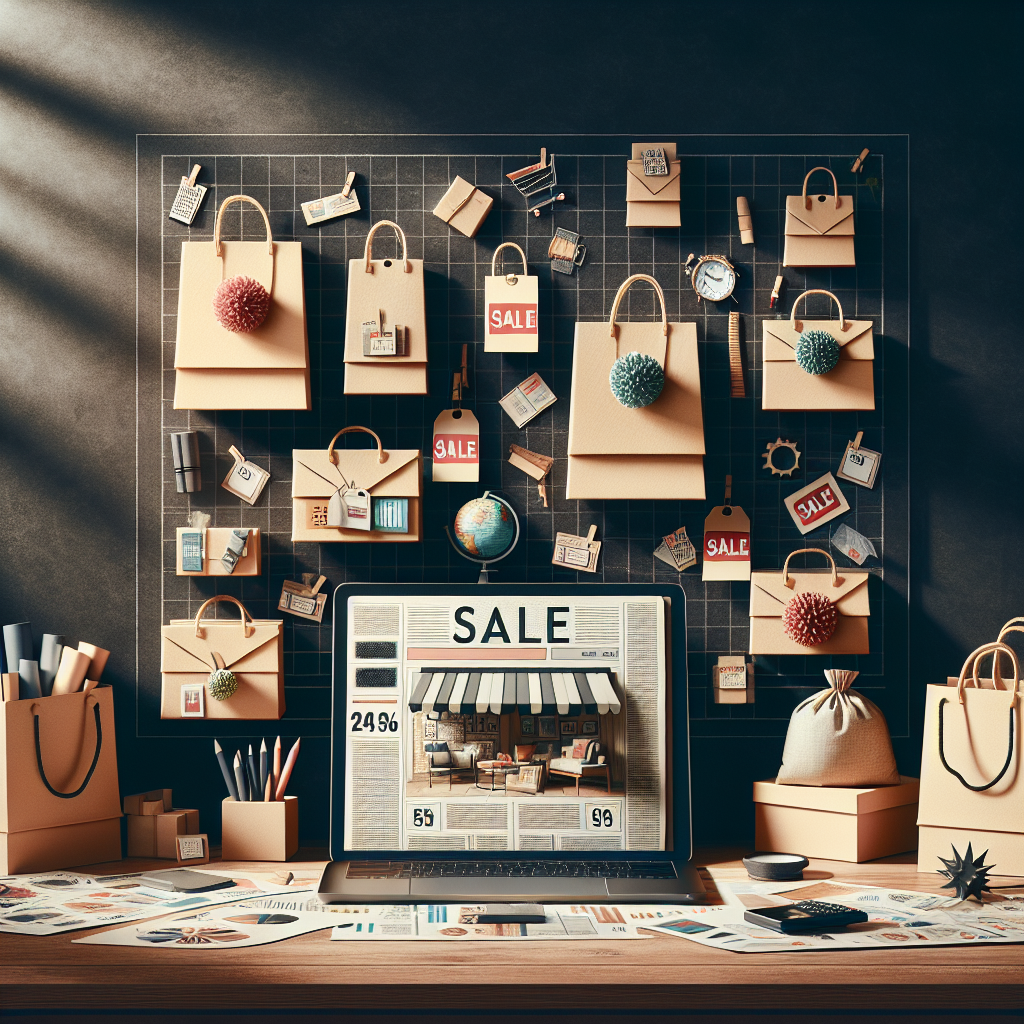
[445,490,521,584]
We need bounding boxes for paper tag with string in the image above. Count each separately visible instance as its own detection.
[702,475,751,581]
[432,345,479,482]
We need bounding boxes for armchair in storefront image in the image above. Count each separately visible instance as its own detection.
[548,740,611,794]
[424,741,476,789]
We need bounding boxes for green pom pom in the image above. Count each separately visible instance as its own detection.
[207,668,238,701]
[796,329,840,375]
[609,351,665,408]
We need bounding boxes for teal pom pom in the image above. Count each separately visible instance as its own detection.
[609,351,665,408]
[207,668,238,701]
[796,329,840,375]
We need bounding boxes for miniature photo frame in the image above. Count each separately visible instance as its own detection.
[520,715,535,736]
[538,716,557,738]
[836,431,881,489]
[180,683,205,718]
[175,833,210,865]
[221,446,270,505]
[560,720,578,736]
[581,720,598,736]
[552,525,601,572]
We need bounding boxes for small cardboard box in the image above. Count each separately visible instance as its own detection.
[1,816,121,874]
[156,808,200,859]
[432,177,493,238]
[127,813,157,857]
[753,776,919,863]
[124,789,172,816]
[221,797,298,861]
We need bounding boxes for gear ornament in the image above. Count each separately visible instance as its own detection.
[763,437,802,477]
[938,842,995,902]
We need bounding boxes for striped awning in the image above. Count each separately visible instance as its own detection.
[408,669,620,716]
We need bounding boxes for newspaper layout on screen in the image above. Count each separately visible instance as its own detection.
[343,595,668,852]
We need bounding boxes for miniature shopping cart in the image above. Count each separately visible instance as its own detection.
[506,148,566,216]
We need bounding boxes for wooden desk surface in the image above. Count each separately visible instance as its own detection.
[1,849,1021,1014]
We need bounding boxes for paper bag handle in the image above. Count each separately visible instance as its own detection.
[328,426,388,467]
[214,195,274,257]
[33,697,103,800]
[782,548,842,590]
[193,595,255,639]
[491,242,528,279]
[363,220,411,274]
[802,167,841,210]
[957,641,1020,704]
[607,274,669,340]
[789,290,848,333]
[993,618,1024,686]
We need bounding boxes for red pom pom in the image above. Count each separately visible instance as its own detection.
[783,591,838,647]
[213,275,270,333]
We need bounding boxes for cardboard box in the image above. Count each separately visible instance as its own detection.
[123,789,172,816]
[918,824,1024,877]
[127,813,157,857]
[432,176,494,237]
[753,776,919,863]
[221,796,298,861]
[156,808,200,859]
[1,816,121,873]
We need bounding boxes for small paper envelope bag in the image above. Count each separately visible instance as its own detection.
[777,669,900,787]
[291,426,422,543]
[919,641,1023,842]
[763,289,874,411]
[567,274,705,500]
[174,195,310,411]
[784,166,855,267]
[344,220,427,395]
[1,688,121,833]
[625,143,681,228]
[161,596,284,720]
[749,548,870,655]
[432,176,494,238]
[484,243,539,353]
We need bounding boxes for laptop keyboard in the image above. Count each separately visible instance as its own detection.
[347,860,677,880]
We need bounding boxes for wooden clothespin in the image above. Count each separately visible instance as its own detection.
[303,574,327,596]
[770,274,784,309]
[724,474,732,505]
[341,171,356,198]
[851,430,863,451]
[451,373,462,405]
[851,148,870,174]
[508,444,554,508]
[461,343,469,389]
[451,344,470,406]
[182,164,201,188]
[539,148,548,167]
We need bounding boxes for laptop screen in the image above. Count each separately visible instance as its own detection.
[330,583,690,859]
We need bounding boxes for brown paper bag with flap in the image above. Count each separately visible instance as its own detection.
[291,426,422,543]
[174,195,310,410]
[919,641,1023,872]
[567,274,705,500]
[161,595,284,720]
[763,289,874,411]
[749,548,870,655]
[0,688,121,834]
[625,143,681,228]
[784,167,855,267]
[344,220,428,395]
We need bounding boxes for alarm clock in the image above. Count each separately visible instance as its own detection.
[684,253,737,303]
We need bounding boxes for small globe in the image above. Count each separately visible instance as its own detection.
[452,494,517,562]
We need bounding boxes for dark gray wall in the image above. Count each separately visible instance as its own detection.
[1,0,1021,846]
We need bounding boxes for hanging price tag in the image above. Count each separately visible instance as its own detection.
[703,478,751,581]
[432,409,480,482]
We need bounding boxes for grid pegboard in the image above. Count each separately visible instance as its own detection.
[138,135,908,743]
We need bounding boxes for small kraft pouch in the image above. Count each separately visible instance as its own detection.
[783,167,855,268]
[763,290,874,411]
[625,143,681,228]
[291,426,422,543]
[344,221,428,395]
[432,176,494,238]
[484,243,538,353]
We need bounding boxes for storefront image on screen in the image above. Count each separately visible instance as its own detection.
[342,592,668,853]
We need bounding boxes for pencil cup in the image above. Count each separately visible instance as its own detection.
[221,796,298,861]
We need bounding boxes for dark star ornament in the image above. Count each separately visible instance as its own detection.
[937,842,995,902]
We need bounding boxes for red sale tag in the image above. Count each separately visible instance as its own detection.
[783,472,850,536]
[487,302,538,335]
[704,531,750,561]
[432,409,480,483]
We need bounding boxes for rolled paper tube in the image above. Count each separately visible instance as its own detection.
[736,197,754,245]
[39,634,64,697]
[3,622,33,676]
[19,660,42,701]
[51,648,91,695]
[78,642,110,683]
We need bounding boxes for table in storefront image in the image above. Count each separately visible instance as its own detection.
[1,850,1020,1021]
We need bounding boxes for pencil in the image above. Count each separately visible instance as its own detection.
[214,739,239,801]
[246,744,259,799]
[264,774,272,801]
[273,736,282,800]
[259,738,268,796]
[233,750,248,802]
[275,737,301,800]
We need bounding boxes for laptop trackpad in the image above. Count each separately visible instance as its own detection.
[411,878,608,899]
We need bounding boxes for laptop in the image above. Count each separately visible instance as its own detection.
[318,583,704,903]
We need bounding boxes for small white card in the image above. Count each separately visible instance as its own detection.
[499,372,556,428]
[221,447,270,505]
[837,436,881,488]
[180,684,205,718]
[301,180,360,226]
